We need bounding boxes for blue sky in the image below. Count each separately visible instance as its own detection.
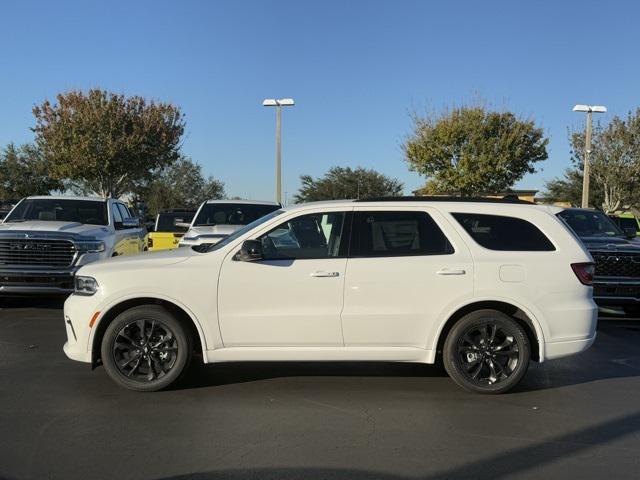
[0,0,637,201]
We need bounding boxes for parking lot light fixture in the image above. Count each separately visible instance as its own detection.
[572,104,607,208]
[263,98,295,204]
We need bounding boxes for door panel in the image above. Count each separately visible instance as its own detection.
[218,209,351,346]
[218,258,347,346]
[341,207,473,347]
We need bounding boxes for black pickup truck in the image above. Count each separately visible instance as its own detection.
[558,208,640,317]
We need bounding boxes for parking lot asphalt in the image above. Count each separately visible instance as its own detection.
[1,299,640,480]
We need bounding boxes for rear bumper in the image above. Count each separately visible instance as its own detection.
[0,268,77,295]
[545,333,596,360]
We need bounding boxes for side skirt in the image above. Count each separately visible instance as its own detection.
[205,346,435,364]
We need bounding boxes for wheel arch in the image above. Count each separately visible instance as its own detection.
[90,296,206,369]
[434,300,544,362]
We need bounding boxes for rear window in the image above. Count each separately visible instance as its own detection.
[452,213,555,251]
[156,212,194,232]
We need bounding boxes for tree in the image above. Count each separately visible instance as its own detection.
[32,89,185,198]
[403,105,548,196]
[543,110,640,212]
[293,166,403,203]
[135,157,225,217]
[0,143,63,199]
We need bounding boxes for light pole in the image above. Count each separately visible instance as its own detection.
[573,104,607,208]
[263,98,295,204]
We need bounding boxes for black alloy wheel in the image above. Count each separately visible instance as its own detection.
[101,305,192,391]
[443,309,531,394]
[112,318,178,381]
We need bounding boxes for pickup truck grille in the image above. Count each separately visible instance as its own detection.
[0,238,76,267]
[593,252,640,278]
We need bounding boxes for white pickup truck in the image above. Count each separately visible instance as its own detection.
[0,196,145,295]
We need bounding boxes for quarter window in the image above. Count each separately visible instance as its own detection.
[350,211,453,257]
[259,212,348,259]
[116,204,131,220]
[452,213,555,251]
[112,203,123,225]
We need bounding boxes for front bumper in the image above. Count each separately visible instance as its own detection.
[0,268,78,295]
[63,293,101,364]
[593,279,640,316]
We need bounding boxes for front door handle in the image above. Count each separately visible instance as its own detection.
[436,268,466,275]
[310,271,340,277]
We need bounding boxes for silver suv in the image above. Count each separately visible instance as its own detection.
[0,196,145,295]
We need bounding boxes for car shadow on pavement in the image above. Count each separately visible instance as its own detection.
[153,410,640,480]
[178,360,449,390]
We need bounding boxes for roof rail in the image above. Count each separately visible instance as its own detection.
[355,196,535,205]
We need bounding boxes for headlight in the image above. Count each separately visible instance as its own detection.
[75,241,106,253]
[75,276,99,295]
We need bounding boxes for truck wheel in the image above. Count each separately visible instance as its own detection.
[101,305,192,392]
[443,309,530,394]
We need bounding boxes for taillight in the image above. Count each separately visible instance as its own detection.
[148,237,154,248]
[571,262,595,286]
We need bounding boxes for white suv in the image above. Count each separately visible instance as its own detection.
[63,198,597,394]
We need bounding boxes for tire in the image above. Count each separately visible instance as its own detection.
[101,305,192,392]
[443,309,530,394]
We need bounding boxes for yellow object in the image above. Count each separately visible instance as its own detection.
[147,232,185,251]
[146,210,195,251]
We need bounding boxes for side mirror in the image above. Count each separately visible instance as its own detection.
[624,227,637,239]
[237,239,263,262]
[174,221,192,229]
[121,217,141,229]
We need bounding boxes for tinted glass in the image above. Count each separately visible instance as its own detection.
[351,211,453,257]
[156,212,194,232]
[112,204,123,224]
[193,203,280,227]
[116,204,131,220]
[5,199,108,226]
[198,210,285,253]
[557,210,623,237]
[453,213,555,251]
[260,212,347,259]
[618,217,639,232]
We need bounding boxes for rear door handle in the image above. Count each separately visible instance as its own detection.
[310,271,340,277]
[436,268,466,275]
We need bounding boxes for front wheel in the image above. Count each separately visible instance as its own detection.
[443,309,530,394]
[101,305,192,392]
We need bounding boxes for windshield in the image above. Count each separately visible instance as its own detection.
[196,209,284,253]
[558,210,624,238]
[156,212,194,232]
[4,198,108,226]
[193,203,280,227]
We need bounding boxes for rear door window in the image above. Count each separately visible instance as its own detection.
[350,211,454,257]
[452,213,555,251]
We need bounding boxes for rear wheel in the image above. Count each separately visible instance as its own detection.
[443,309,530,394]
[101,305,192,392]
